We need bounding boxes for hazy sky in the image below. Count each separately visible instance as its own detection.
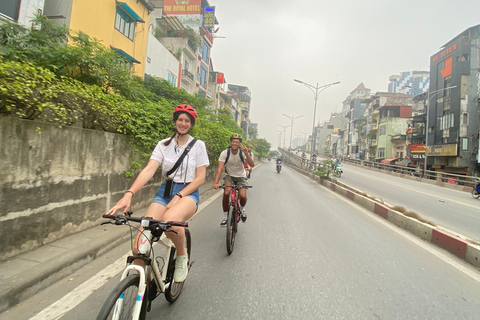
[207,0,480,149]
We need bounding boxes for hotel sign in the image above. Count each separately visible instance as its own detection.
[427,144,457,156]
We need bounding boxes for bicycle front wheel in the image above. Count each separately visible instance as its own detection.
[226,204,236,255]
[165,228,191,303]
[96,274,147,320]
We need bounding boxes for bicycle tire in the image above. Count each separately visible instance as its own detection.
[165,228,191,303]
[472,188,480,199]
[96,274,148,320]
[226,203,235,255]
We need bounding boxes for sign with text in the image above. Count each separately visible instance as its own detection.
[216,72,224,84]
[164,0,201,15]
[203,6,215,27]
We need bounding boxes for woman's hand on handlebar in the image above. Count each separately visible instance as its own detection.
[105,193,133,216]
[212,183,219,189]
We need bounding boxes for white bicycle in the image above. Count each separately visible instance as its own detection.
[97,212,191,320]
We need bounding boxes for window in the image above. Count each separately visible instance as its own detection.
[378,148,385,158]
[199,64,208,88]
[462,137,469,150]
[0,0,20,20]
[462,112,469,125]
[379,125,386,135]
[438,113,454,130]
[167,72,177,87]
[115,9,135,40]
[201,40,210,62]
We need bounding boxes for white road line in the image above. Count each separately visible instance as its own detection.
[323,184,480,284]
[29,253,128,320]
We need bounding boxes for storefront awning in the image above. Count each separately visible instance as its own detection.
[116,1,145,23]
[111,47,140,63]
[396,158,412,166]
[381,157,399,164]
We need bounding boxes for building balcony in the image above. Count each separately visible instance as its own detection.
[182,69,194,82]
[370,139,377,146]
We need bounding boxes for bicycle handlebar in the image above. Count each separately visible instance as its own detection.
[102,212,189,229]
[219,185,253,189]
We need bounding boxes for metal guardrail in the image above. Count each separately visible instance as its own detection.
[278,149,479,188]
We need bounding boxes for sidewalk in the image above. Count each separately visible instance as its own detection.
[0,179,217,314]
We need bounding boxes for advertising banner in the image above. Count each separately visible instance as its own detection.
[203,6,215,27]
[164,0,201,15]
[216,73,224,84]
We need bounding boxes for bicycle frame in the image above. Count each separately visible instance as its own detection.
[111,227,176,319]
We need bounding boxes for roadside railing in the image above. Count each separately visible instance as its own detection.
[278,149,479,189]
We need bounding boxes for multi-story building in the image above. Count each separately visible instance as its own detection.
[341,83,371,157]
[388,71,430,96]
[376,103,412,162]
[227,84,252,138]
[44,0,152,77]
[426,24,480,176]
[1,0,45,28]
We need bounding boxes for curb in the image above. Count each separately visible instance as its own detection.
[288,164,480,269]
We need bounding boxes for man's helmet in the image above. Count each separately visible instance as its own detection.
[173,104,197,126]
[230,133,242,142]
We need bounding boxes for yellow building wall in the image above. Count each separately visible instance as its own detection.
[68,0,149,77]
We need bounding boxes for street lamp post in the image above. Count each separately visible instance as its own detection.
[277,124,291,149]
[282,113,303,149]
[294,79,340,157]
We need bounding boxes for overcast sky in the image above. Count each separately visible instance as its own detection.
[207,0,479,149]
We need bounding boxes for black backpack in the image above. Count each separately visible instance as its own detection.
[224,147,244,173]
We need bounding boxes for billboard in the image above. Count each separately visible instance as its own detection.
[203,6,215,28]
[216,73,224,84]
[163,0,201,15]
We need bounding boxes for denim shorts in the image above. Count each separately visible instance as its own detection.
[152,181,200,206]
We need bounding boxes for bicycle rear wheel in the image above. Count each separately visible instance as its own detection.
[226,204,236,255]
[96,274,147,320]
[165,228,191,303]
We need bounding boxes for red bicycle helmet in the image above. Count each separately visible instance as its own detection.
[173,104,197,126]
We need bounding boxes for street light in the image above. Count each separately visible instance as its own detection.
[294,79,340,156]
[282,113,303,149]
[277,124,291,149]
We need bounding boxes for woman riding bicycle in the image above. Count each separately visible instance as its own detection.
[105,104,209,283]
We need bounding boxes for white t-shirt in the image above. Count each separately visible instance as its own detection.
[150,136,210,183]
[219,148,247,178]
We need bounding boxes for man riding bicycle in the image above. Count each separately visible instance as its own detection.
[213,134,255,226]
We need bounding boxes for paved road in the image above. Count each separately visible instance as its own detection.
[337,161,480,242]
[3,163,480,320]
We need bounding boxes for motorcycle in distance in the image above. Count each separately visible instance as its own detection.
[276,158,282,173]
[471,180,480,199]
[333,165,343,178]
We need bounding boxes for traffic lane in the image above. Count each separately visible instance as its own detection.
[147,164,480,319]
[340,162,480,241]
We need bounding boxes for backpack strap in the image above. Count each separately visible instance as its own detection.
[224,147,244,173]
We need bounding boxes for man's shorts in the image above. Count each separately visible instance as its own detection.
[223,175,248,186]
[152,181,200,206]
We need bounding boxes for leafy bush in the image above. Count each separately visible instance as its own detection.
[0,16,263,170]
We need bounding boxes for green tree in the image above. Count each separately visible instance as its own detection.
[247,138,271,159]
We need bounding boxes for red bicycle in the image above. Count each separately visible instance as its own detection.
[220,185,252,255]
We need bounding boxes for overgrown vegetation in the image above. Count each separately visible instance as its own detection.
[0,16,266,172]
[315,159,334,178]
